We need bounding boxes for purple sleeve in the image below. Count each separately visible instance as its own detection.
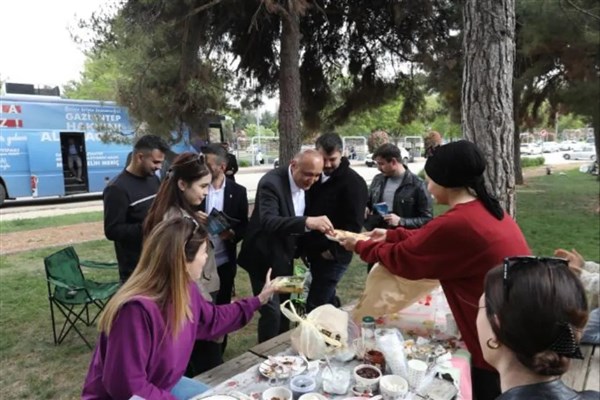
[102,302,176,400]
[195,294,261,341]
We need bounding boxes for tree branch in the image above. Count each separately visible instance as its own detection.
[563,0,600,21]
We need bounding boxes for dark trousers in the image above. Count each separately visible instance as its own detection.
[216,261,237,353]
[184,340,223,378]
[250,274,290,343]
[306,257,348,313]
[471,367,501,400]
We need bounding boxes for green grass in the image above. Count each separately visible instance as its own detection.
[0,169,598,398]
[0,212,103,234]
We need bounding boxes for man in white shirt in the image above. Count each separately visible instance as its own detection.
[238,149,334,343]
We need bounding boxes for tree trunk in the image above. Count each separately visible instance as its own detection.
[277,12,302,167]
[513,85,523,185]
[462,0,516,216]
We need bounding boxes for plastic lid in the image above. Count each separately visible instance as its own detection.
[362,316,375,323]
[290,375,317,392]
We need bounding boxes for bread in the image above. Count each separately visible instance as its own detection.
[332,229,369,242]
[273,275,305,294]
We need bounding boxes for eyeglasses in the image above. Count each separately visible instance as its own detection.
[180,153,205,166]
[503,256,568,302]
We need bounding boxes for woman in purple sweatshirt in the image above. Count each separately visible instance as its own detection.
[82,217,277,399]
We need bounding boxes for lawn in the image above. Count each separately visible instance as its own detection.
[0,169,598,398]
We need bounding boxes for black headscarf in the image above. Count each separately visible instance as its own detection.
[424,140,504,220]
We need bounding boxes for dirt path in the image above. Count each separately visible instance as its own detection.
[0,222,105,255]
[0,162,588,256]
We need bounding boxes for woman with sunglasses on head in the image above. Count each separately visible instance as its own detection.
[143,151,223,376]
[82,218,277,399]
[477,257,598,399]
[339,140,531,400]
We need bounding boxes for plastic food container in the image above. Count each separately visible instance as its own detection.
[290,375,317,399]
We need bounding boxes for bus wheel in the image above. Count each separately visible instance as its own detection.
[0,184,6,207]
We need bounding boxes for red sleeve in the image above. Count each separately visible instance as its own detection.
[385,226,419,242]
[356,213,480,280]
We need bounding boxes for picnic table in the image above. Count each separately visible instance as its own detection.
[194,288,599,398]
[195,288,473,399]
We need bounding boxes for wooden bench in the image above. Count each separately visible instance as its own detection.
[563,345,599,392]
[195,331,292,387]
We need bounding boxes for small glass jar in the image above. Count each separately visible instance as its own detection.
[361,316,376,351]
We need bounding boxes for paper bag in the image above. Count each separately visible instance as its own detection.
[351,262,439,323]
[281,300,348,360]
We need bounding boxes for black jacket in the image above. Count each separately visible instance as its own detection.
[365,169,432,230]
[237,167,307,278]
[199,179,248,265]
[497,379,599,400]
[302,158,369,265]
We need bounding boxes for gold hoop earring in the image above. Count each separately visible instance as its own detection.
[486,338,501,350]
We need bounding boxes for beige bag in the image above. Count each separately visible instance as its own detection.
[351,262,439,323]
[281,300,348,360]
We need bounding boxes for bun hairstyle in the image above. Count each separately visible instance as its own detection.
[143,152,211,238]
[484,258,588,376]
[424,140,504,220]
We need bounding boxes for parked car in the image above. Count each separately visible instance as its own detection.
[520,143,542,155]
[541,141,560,153]
[559,140,577,151]
[563,146,596,161]
[365,146,411,167]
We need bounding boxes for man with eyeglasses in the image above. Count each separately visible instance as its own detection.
[103,134,169,283]
[238,149,334,343]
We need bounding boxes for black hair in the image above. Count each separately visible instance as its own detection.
[133,134,169,154]
[484,259,588,376]
[202,143,228,165]
[315,133,343,154]
[373,143,401,163]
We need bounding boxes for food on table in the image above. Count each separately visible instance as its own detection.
[272,275,305,294]
[259,356,306,378]
[356,366,381,379]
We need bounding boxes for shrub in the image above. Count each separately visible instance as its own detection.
[521,156,545,168]
[238,160,250,167]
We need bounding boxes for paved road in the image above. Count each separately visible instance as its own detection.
[0,152,584,222]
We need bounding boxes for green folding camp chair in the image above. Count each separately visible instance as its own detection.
[44,246,120,349]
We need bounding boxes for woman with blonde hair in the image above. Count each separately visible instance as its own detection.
[82,218,276,399]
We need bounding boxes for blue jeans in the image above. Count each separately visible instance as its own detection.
[306,257,348,313]
[170,376,210,400]
[582,308,600,344]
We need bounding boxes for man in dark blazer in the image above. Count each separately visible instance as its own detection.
[201,144,249,309]
[238,149,334,343]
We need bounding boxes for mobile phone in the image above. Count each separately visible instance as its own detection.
[374,202,389,216]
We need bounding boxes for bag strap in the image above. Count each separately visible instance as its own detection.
[280,300,344,348]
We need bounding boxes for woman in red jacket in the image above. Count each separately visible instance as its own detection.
[340,140,531,400]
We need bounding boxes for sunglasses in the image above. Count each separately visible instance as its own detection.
[180,153,206,166]
[503,256,568,302]
[183,215,200,244]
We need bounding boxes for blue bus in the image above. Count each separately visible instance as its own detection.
[0,94,223,205]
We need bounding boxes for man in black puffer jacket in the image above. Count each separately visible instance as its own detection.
[303,133,369,312]
[365,143,433,232]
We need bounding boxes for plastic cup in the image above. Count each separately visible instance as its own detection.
[407,359,428,389]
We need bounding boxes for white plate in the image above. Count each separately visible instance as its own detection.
[190,395,238,400]
[258,355,307,379]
